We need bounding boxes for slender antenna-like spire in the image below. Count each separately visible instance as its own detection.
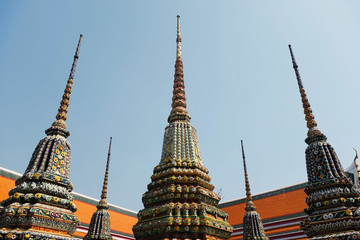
[241,140,256,211]
[52,34,83,130]
[84,138,113,240]
[176,15,182,59]
[168,15,190,123]
[288,45,317,131]
[98,137,112,209]
[288,44,303,89]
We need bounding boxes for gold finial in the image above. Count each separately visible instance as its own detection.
[241,140,256,211]
[99,137,112,208]
[168,15,190,123]
[52,34,83,130]
[288,45,318,131]
[354,148,358,169]
[354,148,359,189]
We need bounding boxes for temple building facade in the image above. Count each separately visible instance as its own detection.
[0,169,359,240]
[1,16,360,240]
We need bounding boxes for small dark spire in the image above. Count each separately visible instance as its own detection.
[168,15,191,123]
[241,140,256,212]
[288,45,318,131]
[98,137,112,209]
[84,137,113,240]
[288,44,303,89]
[241,140,269,240]
[69,34,83,79]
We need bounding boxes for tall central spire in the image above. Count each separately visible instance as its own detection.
[240,140,268,240]
[289,45,360,240]
[176,15,182,59]
[168,15,190,123]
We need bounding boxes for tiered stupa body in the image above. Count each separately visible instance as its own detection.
[0,35,83,240]
[84,137,113,240]
[289,45,360,240]
[240,141,268,240]
[132,16,233,240]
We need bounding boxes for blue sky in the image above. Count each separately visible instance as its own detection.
[1,1,360,212]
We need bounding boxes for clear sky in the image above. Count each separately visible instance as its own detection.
[1,1,360,212]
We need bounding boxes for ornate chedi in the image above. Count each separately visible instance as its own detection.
[132,16,233,240]
[240,141,268,240]
[0,35,83,240]
[289,45,360,240]
[84,137,113,240]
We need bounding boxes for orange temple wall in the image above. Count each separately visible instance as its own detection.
[0,167,308,240]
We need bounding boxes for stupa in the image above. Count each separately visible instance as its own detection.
[0,35,83,240]
[289,45,360,240]
[132,16,233,240]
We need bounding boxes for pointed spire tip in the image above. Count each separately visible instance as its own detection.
[288,44,302,88]
[99,137,112,208]
[288,45,319,132]
[241,140,256,211]
[47,35,83,135]
[176,15,182,47]
[168,15,190,123]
